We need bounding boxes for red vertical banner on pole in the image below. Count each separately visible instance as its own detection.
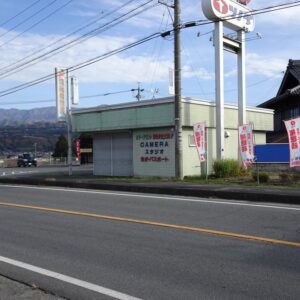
[75,139,80,159]
[193,122,206,162]
[284,116,300,168]
[238,124,254,167]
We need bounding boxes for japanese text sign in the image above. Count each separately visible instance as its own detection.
[238,124,254,167]
[284,117,300,168]
[55,67,67,122]
[193,122,206,162]
[75,139,80,158]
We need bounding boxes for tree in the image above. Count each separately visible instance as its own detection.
[52,135,67,158]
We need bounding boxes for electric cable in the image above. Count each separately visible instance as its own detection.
[0,0,157,80]
[0,0,59,39]
[0,0,73,49]
[0,0,137,74]
[0,0,43,28]
[0,32,161,98]
[0,1,299,100]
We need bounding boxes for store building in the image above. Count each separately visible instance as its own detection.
[72,97,273,177]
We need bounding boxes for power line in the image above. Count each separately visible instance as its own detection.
[0,0,43,28]
[0,0,157,80]
[0,0,59,40]
[0,1,298,99]
[0,89,150,106]
[0,32,161,98]
[189,0,300,29]
[0,0,137,75]
[0,0,73,49]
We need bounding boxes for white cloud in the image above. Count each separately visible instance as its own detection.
[182,65,213,80]
[0,30,172,84]
[246,53,286,77]
[256,4,300,26]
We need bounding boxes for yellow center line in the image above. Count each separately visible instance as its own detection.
[0,201,300,248]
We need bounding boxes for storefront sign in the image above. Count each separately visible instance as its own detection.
[284,117,300,168]
[238,124,254,167]
[202,0,255,32]
[193,122,206,162]
[133,130,175,177]
[55,67,67,122]
[136,132,173,163]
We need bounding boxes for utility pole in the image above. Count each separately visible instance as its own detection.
[136,82,144,101]
[66,70,72,176]
[174,0,183,179]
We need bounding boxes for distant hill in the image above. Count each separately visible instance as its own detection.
[0,121,67,155]
[0,107,70,155]
[0,107,56,127]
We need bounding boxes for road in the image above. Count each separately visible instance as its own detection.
[0,165,93,178]
[0,184,299,299]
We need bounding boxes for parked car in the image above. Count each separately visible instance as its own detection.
[17,153,37,167]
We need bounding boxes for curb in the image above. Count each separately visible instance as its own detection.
[0,177,299,205]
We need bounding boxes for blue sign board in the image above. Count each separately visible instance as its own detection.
[254,144,289,163]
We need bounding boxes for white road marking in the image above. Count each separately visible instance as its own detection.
[0,255,141,300]
[0,184,299,212]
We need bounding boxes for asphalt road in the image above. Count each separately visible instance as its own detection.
[0,184,299,299]
[0,165,93,178]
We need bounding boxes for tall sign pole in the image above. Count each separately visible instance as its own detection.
[238,30,246,125]
[215,21,225,159]
[202,0,254,160]
[174,0,183,179]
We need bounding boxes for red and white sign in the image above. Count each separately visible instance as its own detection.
[193,122,206,162]
[75,139,81,158]
[284,117,300,168]
[238,124,254,167]
[238,0,251,5]
[55,67,67,122]
[202,0,255,32]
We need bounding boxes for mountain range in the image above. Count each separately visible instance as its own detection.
[0,106,56,126]
[0,107,68,155]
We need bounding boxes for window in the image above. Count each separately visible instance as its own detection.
[290,107,300,118]
[188,134,196,147]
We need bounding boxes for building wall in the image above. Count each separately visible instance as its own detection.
[182,128,201,176]
[73,101,174,132]
[182,100,274,131]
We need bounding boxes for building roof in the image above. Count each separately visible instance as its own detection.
[258,59,300,108]
[73,96,272,115]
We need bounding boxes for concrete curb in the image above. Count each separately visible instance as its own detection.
[0,177,299,205]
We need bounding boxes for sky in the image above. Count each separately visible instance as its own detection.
[0,0,299,110]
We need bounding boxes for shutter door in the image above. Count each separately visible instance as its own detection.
[93,133,133,176]
[93,135,112,176]
[112,133,133,176]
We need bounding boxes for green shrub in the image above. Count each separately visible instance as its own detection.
[252,172,269,183]
[213,159,241,178]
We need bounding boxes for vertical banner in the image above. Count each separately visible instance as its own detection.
[55,67,67,122]
[238,124,254,167]
[70,76,79,105]
[75,139,81,158]
[284,117,300,167]
[168,67,175,95]
[193,122,206,162]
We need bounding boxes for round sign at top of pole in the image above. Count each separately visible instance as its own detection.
[238,0,251,5]
[202,0,255,32]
